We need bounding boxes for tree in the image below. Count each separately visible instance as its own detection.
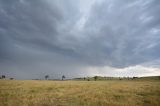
[10,78,14,80]
[133,77,138,79]
[45,75,49,80]
[94,76,98,81]
[2,75,5,79]
[62,75,65,80]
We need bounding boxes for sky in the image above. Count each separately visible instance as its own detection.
[0,0,160,79]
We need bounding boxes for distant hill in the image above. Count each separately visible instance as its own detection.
[137,76,160,81]
[73,76,160,81]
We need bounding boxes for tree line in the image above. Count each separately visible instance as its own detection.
[0,75,14,80]
[45,75,66,80]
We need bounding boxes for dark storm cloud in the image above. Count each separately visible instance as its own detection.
[0,0,160,78]
[0,0,81,61]
[0,0,84,79]
[81,0,160,67]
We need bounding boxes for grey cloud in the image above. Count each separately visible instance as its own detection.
[0,0,81,59]
[0,0,160,79]
[79,0,160,67]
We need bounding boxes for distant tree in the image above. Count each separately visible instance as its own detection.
[45,75,49,80]
[2,75,5,79]
[10,78,14,80]
[62,75,65,80]
[84,77,86,80]
[133,77,138,79]
[94,76,98,81]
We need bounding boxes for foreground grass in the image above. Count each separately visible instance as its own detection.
[0,80,160,106]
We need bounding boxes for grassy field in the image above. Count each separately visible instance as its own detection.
[0,79,160,106]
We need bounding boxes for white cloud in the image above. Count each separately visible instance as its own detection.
[85,65,160,77]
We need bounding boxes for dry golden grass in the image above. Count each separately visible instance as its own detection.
[0,80,160,106]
